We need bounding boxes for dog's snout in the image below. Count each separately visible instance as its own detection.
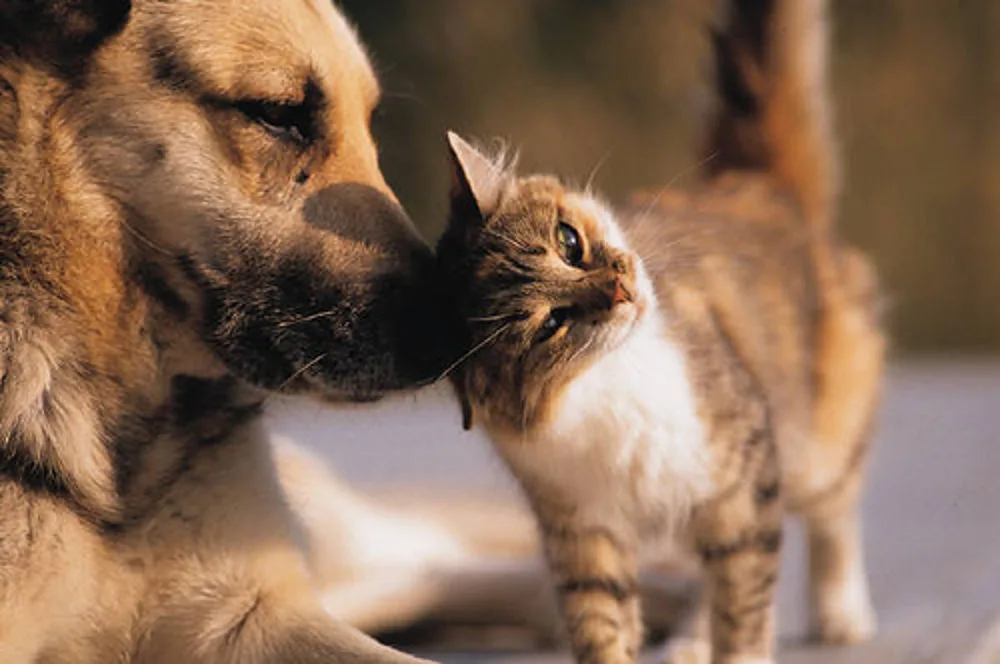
[294,182,460,391]
[302,183,428,264]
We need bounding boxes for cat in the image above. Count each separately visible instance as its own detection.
[434,0,885,662]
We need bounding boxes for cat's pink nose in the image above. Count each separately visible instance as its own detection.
[611,279,634,305]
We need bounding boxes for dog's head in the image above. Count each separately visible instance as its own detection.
[0,0,458,401]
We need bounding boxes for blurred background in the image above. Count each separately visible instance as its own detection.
[272,4,1000,661]
[339,0,1000,354]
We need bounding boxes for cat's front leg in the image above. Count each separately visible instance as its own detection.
[539,519,643,664]
[690,441,783,664]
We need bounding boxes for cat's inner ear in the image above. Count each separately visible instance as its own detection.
[447,131,506,220]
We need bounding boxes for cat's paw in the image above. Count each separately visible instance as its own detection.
[661,637,710,664]
[575,647,635,664]
[810,592,877,645]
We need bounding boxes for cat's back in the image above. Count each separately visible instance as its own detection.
[619,174,821,442]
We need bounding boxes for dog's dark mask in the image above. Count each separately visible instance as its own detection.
[181,184,458,400]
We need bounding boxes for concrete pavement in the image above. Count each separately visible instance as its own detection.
[269,360,1000,663]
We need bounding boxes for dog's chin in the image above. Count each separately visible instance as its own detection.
[313,389,386,405]
[198,265,460,403]
[208,320,455,408]
[228,354,418,404]
[294,369,412,405]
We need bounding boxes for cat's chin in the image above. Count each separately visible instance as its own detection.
[589,298,648,358]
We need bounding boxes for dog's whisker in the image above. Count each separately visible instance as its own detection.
[436,323,511,382]
[277,311,338,328]
[118,217,172,256]
[275,353,329,395]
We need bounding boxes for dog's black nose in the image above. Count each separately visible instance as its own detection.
[303,183,429,266]
[299,183,462,390]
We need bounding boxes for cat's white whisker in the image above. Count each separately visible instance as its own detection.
[638,151,721,220]
[483,228,530,251]
[566,334,595,367]
[467,313,514,323]
[584,145,616,194]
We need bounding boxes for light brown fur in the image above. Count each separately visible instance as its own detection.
[0,0,459,661]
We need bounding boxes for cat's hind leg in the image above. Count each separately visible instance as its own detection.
[799,447,876,645]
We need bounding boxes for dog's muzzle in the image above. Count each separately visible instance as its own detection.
[292,183,461,397]
[194,183,461,400]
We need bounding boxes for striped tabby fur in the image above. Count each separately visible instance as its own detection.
[437,0,885,662]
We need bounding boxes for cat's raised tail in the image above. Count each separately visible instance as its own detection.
[706,0,837,231]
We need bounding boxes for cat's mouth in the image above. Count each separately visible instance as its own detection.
[586,296,647,357]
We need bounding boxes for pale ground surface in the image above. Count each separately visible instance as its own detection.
[269,360,1000,664]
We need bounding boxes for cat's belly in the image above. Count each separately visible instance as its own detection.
[499,319,713,540]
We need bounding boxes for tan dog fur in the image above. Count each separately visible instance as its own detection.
[0,0,458,661]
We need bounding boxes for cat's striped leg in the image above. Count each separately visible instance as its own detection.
[541,521,643,664]
[691,440,783,664]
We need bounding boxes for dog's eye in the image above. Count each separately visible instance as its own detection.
[557,222,583,266]
[535,307,571,344]
[235,99,312,145]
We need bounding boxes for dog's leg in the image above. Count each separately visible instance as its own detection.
[133,426,433,664]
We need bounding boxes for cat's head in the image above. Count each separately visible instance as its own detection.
[437,133,652,435]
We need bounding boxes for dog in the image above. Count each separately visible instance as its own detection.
[0,0,463,661]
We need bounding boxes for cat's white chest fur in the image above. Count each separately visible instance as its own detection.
[499,316,713,541]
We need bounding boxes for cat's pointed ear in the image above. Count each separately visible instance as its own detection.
[447,131,506,221]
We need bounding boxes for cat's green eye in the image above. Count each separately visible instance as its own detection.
[536,307,571,343]
[557,222,583,266]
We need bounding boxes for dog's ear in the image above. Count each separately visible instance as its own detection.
[0,0,132,67]
[447,131,508,224]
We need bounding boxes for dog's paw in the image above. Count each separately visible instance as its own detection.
[661,637,710,664]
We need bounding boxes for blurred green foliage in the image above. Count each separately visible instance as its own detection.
[340,0,1000,354]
